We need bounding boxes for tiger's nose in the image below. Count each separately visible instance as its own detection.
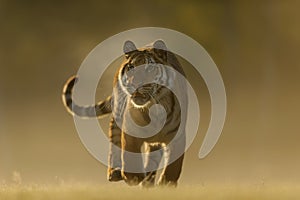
[130,66,152,88]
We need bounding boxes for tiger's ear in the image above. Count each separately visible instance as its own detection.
[123,40,137,54]
[153,40,168,60]
[153,40,167,51]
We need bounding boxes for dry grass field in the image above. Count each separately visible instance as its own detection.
[1,183,300,200]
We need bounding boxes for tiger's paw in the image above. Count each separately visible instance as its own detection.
[122,172,145,186]
[140,172,156,188]
[157,176,178,187]
[108,168,123,182]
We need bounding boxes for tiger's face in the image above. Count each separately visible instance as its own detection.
[119,40,170,108]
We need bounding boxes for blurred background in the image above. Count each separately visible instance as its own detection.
[0,0,300,186]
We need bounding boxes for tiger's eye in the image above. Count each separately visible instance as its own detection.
[127,65,134,71]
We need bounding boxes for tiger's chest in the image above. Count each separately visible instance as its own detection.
[122,94,181,142]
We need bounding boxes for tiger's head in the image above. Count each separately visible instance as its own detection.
[118,40,180,108]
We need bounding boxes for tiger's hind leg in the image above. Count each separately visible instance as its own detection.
[107,117,123,182]
[141,143,164,187]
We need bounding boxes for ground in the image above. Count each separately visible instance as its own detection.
[0,183,299,200]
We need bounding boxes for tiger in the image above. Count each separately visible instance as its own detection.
[62,40,187,187]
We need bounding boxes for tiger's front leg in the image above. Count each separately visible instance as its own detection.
[121,133,145,186]
[141,143,164,187]
[158,133,186,187]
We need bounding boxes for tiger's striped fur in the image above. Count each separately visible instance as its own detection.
[62,40,186,187]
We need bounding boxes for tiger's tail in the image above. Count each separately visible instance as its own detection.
[62,75,112,118]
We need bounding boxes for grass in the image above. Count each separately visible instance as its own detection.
[0,183,300,200]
